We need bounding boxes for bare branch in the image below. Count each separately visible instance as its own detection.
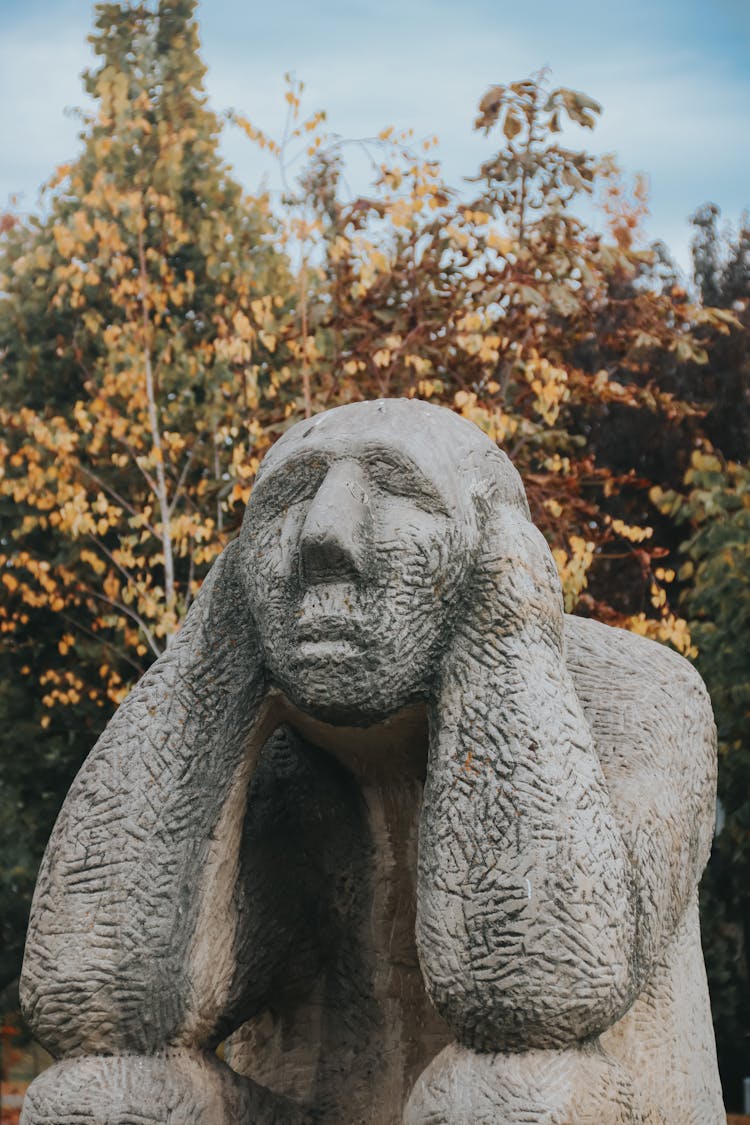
[167,442,200,519]
[137,218,175,607]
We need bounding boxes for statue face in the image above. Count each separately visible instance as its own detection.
[241,401,476,723]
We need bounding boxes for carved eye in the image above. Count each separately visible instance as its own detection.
[365,456,414,497]
[282,472,320,506]
[254,457,328,512]
[362,453,448,514]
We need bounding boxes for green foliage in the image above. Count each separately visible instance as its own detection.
[686,205,750,461]
[0,651,94,996]
[653,453,750,1107]
[680,212,750,1109]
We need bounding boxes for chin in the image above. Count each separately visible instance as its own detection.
[275,650,420,728]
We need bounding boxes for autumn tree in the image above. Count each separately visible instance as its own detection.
[236,74,719,644]
[0,0,292,995]
[0,0,297,689]
[2,26,747,1102]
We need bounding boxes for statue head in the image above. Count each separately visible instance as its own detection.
[240,398,530,724]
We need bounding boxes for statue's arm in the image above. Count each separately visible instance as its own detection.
[20,542,300,1122]
[418,508,636,1049]
[410,507,642,1122]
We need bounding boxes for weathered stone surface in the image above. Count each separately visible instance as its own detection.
[20,399,723,1123]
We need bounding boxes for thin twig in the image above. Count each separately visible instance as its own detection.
[58,609,145,676]
[76,463,159,538]
[82,584,162,658]
[86,532,149,609]
[167,443,199,519]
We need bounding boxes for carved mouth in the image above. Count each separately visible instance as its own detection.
[296,616,365,647]
[295,640,364,667]
[295,583,366,647]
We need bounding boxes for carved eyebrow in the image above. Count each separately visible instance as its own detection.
[259,450,332,483]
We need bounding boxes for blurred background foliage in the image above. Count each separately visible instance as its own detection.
[0,0,747,1109]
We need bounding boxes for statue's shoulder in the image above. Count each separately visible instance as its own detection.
[566,612,715,697]
[563,613,716,898]
[563,613,715,752]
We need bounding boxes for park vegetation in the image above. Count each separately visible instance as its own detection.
[0,0,747,1108]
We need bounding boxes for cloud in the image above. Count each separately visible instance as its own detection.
[3,0,748,273]
[0,20,93,208]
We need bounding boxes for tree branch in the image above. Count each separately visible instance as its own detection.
[137,218,175,608]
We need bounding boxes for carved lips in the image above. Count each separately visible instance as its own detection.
[295,585,367,659]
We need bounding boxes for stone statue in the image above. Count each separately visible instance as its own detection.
[20,399,724,1124]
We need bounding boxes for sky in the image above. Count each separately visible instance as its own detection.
[2,0,749,275]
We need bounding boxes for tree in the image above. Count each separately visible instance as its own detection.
[646,209,749,1109]
[236,73,714,643]
[686,204,750,460]
[0,0,296,698]
[0,0,291,995]
[651,454,750,1109]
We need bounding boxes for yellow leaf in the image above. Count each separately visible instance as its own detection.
[503,109,522,140]
[691,450,721,473]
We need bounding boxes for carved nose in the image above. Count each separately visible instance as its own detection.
[299,460,370,585]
